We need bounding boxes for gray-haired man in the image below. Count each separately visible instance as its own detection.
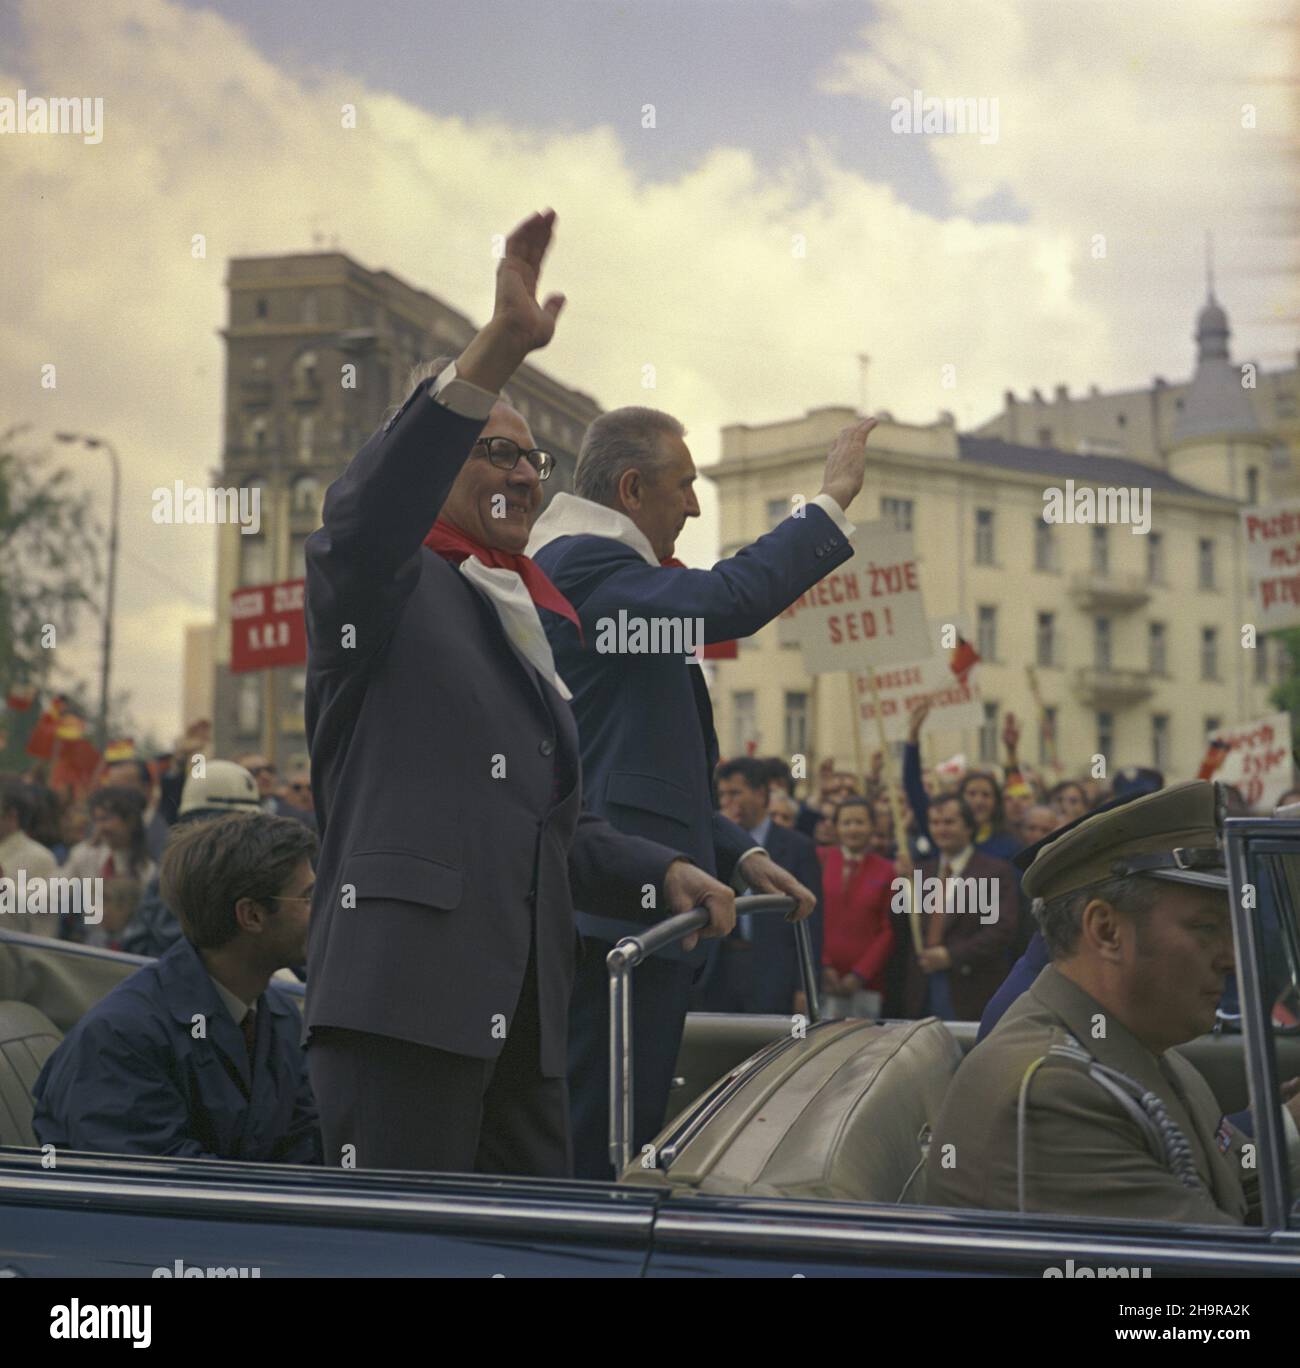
[528,403,878,1176]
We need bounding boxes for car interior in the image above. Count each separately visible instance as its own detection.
[3,924,1296,1223]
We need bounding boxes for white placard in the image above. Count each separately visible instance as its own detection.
[1242,503,1300,632]
[784,524,931,672]
[1211,711,1294,813]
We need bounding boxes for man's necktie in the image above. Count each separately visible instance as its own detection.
[927,862,951,947]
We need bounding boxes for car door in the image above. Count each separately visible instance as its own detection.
[0,1150,660,1278]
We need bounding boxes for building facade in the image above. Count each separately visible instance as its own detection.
[704,289,1297,785]
[211,251,602,763]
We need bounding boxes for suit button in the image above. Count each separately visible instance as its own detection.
[539,738,555,756]
[814,548,824,558]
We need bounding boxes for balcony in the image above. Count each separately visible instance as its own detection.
[1070,666,1154,707]
[1067,572,1151,612]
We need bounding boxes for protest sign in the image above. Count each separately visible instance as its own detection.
[1242,503,1300,632]
[781,524,931,672]
[1210,712,1294,813]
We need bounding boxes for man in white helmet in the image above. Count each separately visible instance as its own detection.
[120,761,262,958]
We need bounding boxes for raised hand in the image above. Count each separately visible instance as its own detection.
[493,209,566,352]
[819,415,880,512]
[456,209,566,393]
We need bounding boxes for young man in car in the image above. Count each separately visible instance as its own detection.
[927,781,1300,1224]
[32,812,321,1164]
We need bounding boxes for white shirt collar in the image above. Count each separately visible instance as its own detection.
[525,493,659,567]
[938,844,976,876]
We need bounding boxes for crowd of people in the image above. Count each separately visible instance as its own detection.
[6,209,1298,1229]
[0,739,317,951]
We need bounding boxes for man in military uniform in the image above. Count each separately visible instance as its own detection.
[927,780,1300,1225]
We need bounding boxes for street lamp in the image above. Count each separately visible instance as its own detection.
[54,431,120,750]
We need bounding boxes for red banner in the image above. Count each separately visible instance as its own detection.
[230,579,307,674]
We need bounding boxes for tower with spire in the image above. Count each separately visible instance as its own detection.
[1167,233,1276,501]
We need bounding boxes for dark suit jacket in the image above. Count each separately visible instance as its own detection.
[303,383,681,1078]
[897,850,1019,1022]
[531,501,853,951]
[33,938,319,1163]
[748,822,823,1009]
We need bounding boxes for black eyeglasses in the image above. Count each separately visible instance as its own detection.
[472,436,554,481]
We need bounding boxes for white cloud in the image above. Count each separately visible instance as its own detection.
[2,0,1292,741]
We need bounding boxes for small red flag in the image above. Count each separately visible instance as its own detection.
[949,635,981,683]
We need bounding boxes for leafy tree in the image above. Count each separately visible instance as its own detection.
[0,425,103,767]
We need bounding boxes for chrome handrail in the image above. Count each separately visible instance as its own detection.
[607,894,814,1175]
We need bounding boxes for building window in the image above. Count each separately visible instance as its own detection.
[293,350,320,394]
[882,497,913,532]
[1091,525,1109,576]
[291,474,322,516]
[974,509,995,565]
[766,498,789,530]
[1152,714,1170,771]
[250,353,267,375]
[255,296,268,320]
[1205,716,1222,738]
[301,292,318,325]
[1148,621,1167,675]
[236,675,260,734]
[1246,468,1259,504]
[1036,612,1055,667]
[784,692,809,757]
[297,413,315,464]
[1198,538,1215,590]
[247,416,268,452]
[1097,710,1115,758]
[1147,531,1164,585]
[977,605,997,662]
[288,670,307,722]
[240,536,271,587]
[732,691,756,755]
[1039,706,1057,765]
[1037,427,1052,446]
[1034,519,1057,572]
[1116,413,1127,427]
[1201,627,1218,681]
[537,411,552,435]
[290,534,309,578]
[979,702,999,764]
[1094,617,1112,671]
[1254,636,1269,684]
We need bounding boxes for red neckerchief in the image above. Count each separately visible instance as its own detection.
[424,518,582,637]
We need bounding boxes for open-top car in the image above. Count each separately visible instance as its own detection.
[1,816,1297,1278]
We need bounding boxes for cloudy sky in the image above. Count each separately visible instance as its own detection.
[1,0,1295,744]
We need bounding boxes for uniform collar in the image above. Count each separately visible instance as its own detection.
[1028,965,1238,1205]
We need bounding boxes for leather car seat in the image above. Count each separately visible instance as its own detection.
[627,1018,962,1204]
[0,1001,62,1147]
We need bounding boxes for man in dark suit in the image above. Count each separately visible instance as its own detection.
[527,397,878,1175]
[702,757,823,1014]
[303,210,735,1178]
[894,793,1018,1022]
[33,812,321,1162]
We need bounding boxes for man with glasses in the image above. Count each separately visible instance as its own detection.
[303,210,735,1176]
[33,812,322,1163]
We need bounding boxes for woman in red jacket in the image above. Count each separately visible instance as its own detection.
[817,797,897,1018]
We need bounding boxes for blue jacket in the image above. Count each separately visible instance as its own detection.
[32,938,321,1163]
[530,497,853,950]
[732,820,824,1011]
